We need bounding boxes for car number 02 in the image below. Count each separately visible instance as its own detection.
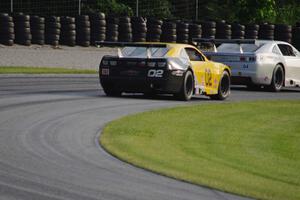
[148,69,164,78]
[205,69,212,86]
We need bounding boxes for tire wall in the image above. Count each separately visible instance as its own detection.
[45,16,60,46]
[1,12,300,50]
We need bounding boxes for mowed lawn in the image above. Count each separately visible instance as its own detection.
[101,100,300,200]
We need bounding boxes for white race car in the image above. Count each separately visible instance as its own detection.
[197,39,300,91]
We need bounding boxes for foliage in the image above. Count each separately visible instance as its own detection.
[275,3,300,24]
[235,0,277,23]
[83,0,133,16]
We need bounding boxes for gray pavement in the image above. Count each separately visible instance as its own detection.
[0,75,299,200]
[0,45,299,200]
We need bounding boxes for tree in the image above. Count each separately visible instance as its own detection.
[83,0,133,16]
[236,0,277,23]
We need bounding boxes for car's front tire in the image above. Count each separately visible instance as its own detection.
[210,70,230,100]
[268,64,284,92]
[175,70,194,101]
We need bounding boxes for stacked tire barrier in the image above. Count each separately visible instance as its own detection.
[161,21,176,43]
[245,24,259,39]
[76,15,90,47]
[0,13,14,46]
[45,16,61,46]
[14,13,31,46]
[61,16,76,46]
[106,17,118,42]
[30,16,45,45]
[131,17,147,42]
[231,23,245,39]
[147,18,162,42]
[176,22,189,43]
[292,24,300,50]
[90,13,106,44]
[188,23,202,42]
[275,24,292,43]
[216,21,231,39]
[118,17,132,42]
[258,23,275,40]
[201,21,216,39]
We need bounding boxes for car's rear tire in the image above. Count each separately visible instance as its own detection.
[101,82,121,97]
[210,70,230,100]
[175,70,194,101]
[268,64,284,92]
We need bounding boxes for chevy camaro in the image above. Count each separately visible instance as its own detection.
[200,39,300,91]
[98,42,231,101]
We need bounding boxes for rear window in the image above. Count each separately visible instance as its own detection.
[217,43,262,53]
[121,47,169,58]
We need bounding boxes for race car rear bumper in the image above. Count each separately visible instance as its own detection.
[100,70,184,94]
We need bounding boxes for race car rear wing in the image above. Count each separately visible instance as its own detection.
[95,41,168,58]
[192,38,256,53]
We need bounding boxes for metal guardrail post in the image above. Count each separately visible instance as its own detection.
[79,0,81,15]
[11,0,13,13]
[195,0,198,21]
[136,0,139,17]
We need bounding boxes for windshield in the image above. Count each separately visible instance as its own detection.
[121,47,169,58]
[217,43,262,53]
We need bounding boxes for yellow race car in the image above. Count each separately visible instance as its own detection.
[98,42,231,101]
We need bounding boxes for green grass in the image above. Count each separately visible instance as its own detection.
[0,66,97,74]
[101,100,300,200]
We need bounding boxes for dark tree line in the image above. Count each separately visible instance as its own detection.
[0,0,300,24]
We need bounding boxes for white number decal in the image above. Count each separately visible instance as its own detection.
[148,69,164,78]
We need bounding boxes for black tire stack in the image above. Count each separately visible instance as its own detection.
[30,16,45,45]
[292,23,300,50]
[245,24,259,39]
[118,17,132,42]
[161,21,176,43]
[176,22,189,44]
[61,16,76,46]
[146,18,163,42]
[258,23,275,40]
[216,21,231,39]
[90,13,106,44]
[188,23,202,42]
[131,17,147,42]
[201,21,216,39]
[231,23,245,39]
[0,13,14,46]
[76,15,90,47]
[275,24,292,43]
[45,16,61,46]
[14,13,31,46]
[106,17,119,42]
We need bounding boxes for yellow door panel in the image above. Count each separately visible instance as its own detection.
[191,61,219,95]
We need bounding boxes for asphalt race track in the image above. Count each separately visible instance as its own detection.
[0,75,299,200]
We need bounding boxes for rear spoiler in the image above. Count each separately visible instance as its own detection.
[192,38,256,44]
[95,41,167,48]
[192,38,256,53]
[95,41,168,58]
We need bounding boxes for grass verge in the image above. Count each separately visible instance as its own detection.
[0,66,97,74]
[101,100,300,200]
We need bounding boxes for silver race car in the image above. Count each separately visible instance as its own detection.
[197,39,300,91]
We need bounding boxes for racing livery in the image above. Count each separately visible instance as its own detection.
[197,39,300,91]
[98,42,231,101]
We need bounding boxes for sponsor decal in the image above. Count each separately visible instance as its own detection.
[101,68,109,76]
